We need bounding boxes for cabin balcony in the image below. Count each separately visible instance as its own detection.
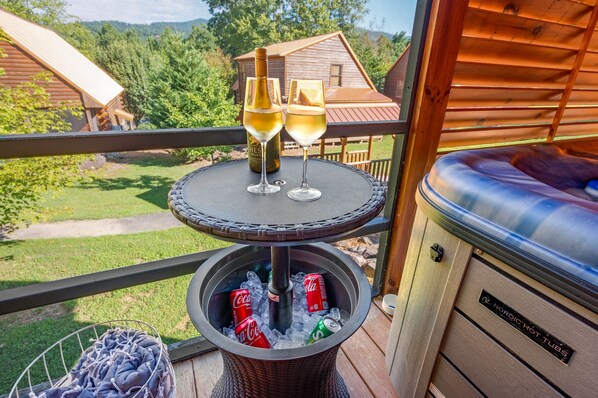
[3,0,598,394]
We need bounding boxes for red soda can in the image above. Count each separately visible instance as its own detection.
[235,316,271,348]
[230,288,252,326]
[304,273,329,314]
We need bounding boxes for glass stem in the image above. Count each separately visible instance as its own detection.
[260,141,268,189]
[301,146,309,190]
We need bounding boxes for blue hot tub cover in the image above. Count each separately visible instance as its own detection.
[420,144,598,298]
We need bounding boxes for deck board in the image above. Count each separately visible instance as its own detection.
[337,348,375,397]
[341,328,399,397]
[192,351,223,398]
[362,300,392,353]
[173,360,198,398]
[174,300,396,397]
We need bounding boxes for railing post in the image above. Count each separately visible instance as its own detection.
[340,137,348,163]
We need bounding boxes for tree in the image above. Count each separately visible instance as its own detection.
[0,0,69,27]
[95,25,161,121]
[144,31,239,162]
[350,31,410,91]
[206,0,367,57]
[0,0,96,59]
[0,68,85,231]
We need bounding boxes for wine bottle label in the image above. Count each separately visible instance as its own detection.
[247,132,281,173]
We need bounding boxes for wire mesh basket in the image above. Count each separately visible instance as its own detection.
[9,320,175,398]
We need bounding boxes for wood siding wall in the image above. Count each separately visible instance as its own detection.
[441,0,598,148]
[236,57,285,104]
[285,36,370,94]
[384,47,410,105]
[0,41,83,106]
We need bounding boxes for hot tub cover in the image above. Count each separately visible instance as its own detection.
[420,144,598,292]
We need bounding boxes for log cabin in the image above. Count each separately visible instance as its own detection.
[0,8,134,132]
[233,31,400,129]
[383,45,410,106]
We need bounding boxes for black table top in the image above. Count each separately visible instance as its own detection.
[168,157,385,245]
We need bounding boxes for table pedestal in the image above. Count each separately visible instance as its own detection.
[268,246,293,332]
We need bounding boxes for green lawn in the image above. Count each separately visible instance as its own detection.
[324,135,395,160]
[0,228,230,393]
[36,154,199,222]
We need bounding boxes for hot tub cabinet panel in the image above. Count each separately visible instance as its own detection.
[386,145,598,398]
[456,258,598,395]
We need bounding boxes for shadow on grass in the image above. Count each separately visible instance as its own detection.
[77,175,175,210]
[107,153,187,168]
[0,281,189,394]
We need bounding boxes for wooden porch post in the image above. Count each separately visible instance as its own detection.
[382,0,469,294]
[340,137,348,163]
[320,138,326,157]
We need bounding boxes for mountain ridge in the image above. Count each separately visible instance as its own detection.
[82,19,400,39]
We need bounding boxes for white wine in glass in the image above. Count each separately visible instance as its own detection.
[243,74,283,195]
[286,80,327,202]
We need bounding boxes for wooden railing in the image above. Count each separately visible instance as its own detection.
[310,150,392,183]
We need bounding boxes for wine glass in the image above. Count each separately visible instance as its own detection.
[286,80,327,201]
[243,77,283,195]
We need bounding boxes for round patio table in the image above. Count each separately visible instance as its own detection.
[169,157,385,397]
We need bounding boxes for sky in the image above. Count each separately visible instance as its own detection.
[66,0,417,35]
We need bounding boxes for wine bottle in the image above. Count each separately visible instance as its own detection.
[247,48,281,173]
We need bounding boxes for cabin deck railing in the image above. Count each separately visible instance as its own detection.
[0,120,405,361]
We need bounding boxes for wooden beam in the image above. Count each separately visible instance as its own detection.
[320,138,325,157]
[367,135,374,161]
[547,5,598,142]
[382,0,469,295]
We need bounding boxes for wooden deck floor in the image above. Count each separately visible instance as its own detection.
[173,298,399,397]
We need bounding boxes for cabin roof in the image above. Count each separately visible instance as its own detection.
[234,32,340,60]
[235,31,376,90]
[0,8,124,107]
[282,101,399,123]
[325,88,392,103]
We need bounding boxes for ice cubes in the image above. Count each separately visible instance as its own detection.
[223,270,342,349]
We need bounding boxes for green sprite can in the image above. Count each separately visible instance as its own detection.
[306,316,341,345]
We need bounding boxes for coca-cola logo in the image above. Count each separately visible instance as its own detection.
[232,293,251,309]
[238,321,260,343]
[305,279,318,293]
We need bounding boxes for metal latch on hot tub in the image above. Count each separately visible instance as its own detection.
[430,243,444,263]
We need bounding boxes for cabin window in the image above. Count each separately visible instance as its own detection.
[240,63,246,81]
[396,79,404,98]
[330,64,342,87]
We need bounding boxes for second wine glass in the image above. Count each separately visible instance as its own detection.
[243,77,283,195]
[286,80,327,202]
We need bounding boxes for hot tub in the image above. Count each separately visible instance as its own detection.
[386,145,598,398]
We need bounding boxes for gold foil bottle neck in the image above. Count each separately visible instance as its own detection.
[255,48,268,78]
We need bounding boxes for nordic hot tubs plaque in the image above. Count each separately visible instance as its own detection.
[478,290,574,364]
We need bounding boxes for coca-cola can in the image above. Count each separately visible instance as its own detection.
[235,316,271,348]
[230,288,252,326]
[304,273,329,314]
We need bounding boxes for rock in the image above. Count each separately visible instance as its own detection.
[363,244,379,259]
[346,251,368,268]
[80,154,106,170]
[350,245,367,255]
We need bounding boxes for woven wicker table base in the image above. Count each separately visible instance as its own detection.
[211,346,349,398]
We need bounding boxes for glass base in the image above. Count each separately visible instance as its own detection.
[248,183,280,195]
[287,187,321,202]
